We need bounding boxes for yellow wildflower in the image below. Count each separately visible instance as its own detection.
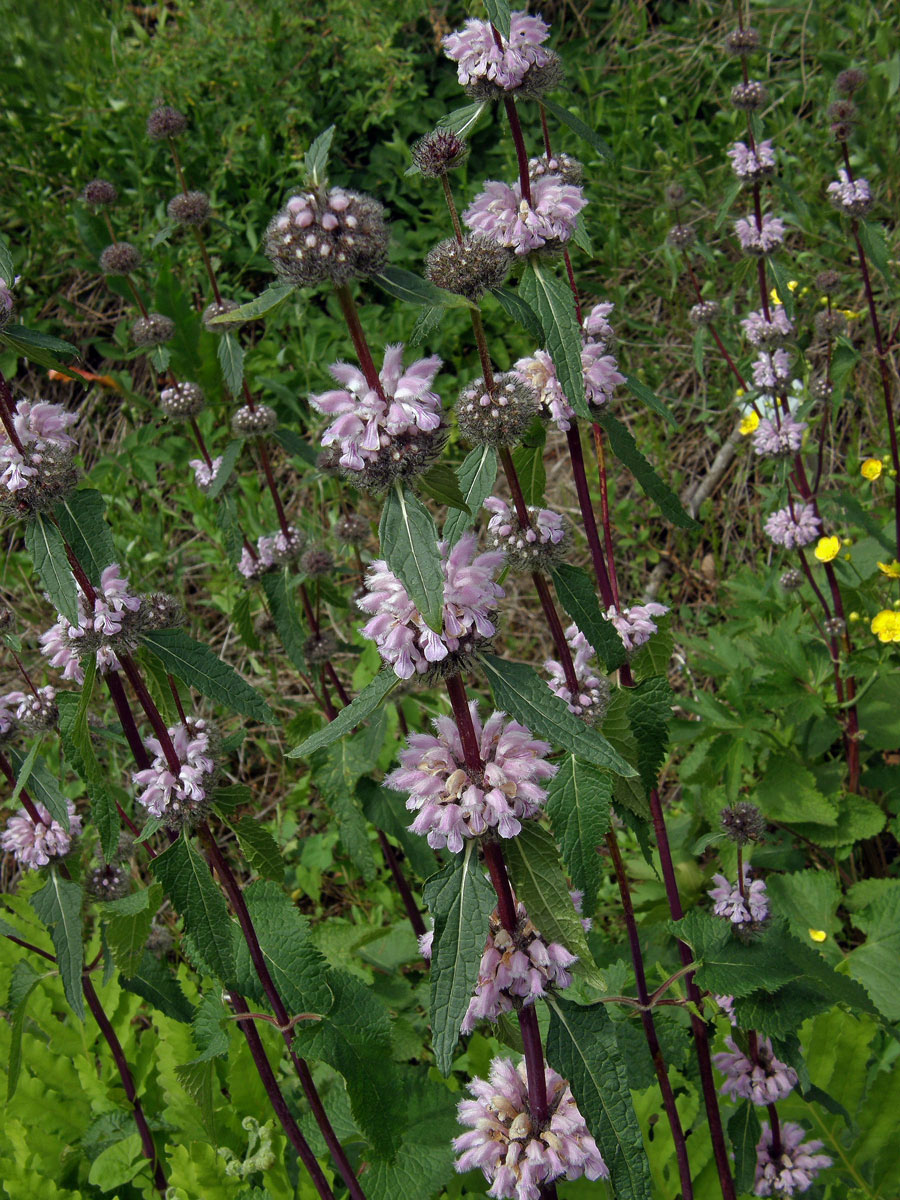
[769,281,798,306]
[814,536,841,562]
[861,458,883,481]
[739,412,760,436]
[809,929,827,943]
[878,561,900,580]
[871,610,900,643]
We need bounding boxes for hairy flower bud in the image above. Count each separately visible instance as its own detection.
[412,128,468,176]
[731,80,768,110]
[724,26,761,55]
[779,568,803,590]
[720,802,766,845]
[514,49,565,98]
[99,242,141,275]
[664,182,687,207]
[667,223,696,249]
[81,179,118,207]
[167,190,211,226]
[265,187,389,286]
[835,67,866,95]
[87,861,130,900]
[146,105,188,140]
[300,548,333,577]
[272,526,305,564]
[160,382,205,420]
[425,234,512,300]
[824,616,846,637]
[456,373,540,447]
[810,377,834,401]
[815,269,841,294]
[131,313,176,347]
[4,685,58,733]
[303,630,339,666]
[484,496,568,572]
[528,152,584,185]
[202,299,240,331]
[689,299,721,326]
[142,592,183,631]
[231,404,278,437]
[334,513,369,544]
[815,309,847,338]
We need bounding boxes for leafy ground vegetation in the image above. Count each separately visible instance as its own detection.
[0,1,898,1199]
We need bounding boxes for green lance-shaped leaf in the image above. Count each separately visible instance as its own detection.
[204,438,243,499]
[30,870,85,1019]
[259,567,307,672]
[444,446,498,546]
[6,746,71,830]
[372,266,475,310]
[227,817,284,882]
[423,843,496,1075]
[540,97,613,159]
[595,411,698,529]
[303,124,336,187]
[7,959,42,1100]
[54,489,117,585]
[151,832,235,983]
[520,262,587,420]
[671,912,804,998]
[729,1101,762,1195]
[25,514,79,626]
[490,286,544,342]
[570,213,594,256]
[380,483,445,634]
[56,659,119,859]
[119,949,194,1023]
[7,736,41,808]
[549,563,627,672]
[627,676,673,799]
[288,668,398,758]
[858,220,892,284]
[0,231,14,282]
[502,822,606,992]
[1,324,81,378]
[546,997,652,1200]
[311,740,378,882]
[217,331,244,394]
[436,100,489,139]
[207,283,295,326]
[510,442,546,505]
[417,462,470,515]
[141,627,273,723]
[545,756,612,914]
[623,374,678,429]
[103,884,163,978]
[479,653,637,777]
[484,0,511,39]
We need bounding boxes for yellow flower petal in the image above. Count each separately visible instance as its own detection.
[878,561,900,580]
[809,929,827,943]
[862,458,884,481]
[814,536,841,563]
[872,610,900,643]
[739,412,760,436]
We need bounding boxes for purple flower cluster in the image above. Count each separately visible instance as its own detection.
[484,496,567,570]
[515,303,624,431]
[741,307,794,346]
[1,684,57,733]
[714,1037,798,1105]
[826,170,872,215]
[752,349,793,390]
[764,503,821,549]
[544,624,608,717]
[727,139,776,182]
[189,455,225,492]
[0,275,15,327]
[237,526,304,579]
[265,186,388,286]
[454,1057,607,1200]
[734,213,786,255]
[310,345,443,471]
[386,701,555,851]
[40,564,143,683]
[132,719,216,824]
[357,534,504,680]
[754,1122,831,1196]
[604,602,668,652]
[0,399,77,505]
[442,12,553,92]
[462,899,576,1033]
[709,866,769,924]
[1,801,81,870]
[463,176,586,256]
[752,415,806,458]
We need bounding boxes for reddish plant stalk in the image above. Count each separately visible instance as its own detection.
[334,284,386,401]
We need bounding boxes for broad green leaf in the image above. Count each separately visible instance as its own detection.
[141,628,273,724]
[1,324,78,358]
[31,870,84,1019]
[545,755,612,913]
[846,889,900,1021]
[6,747,71,830]
[54,490,117,584]
[595,412,698,529]
[379,484,444,633]
[312,740,378,881]
[728,1101,761,1195]
[510,442,546,505]
[87,1133,145,1190]
[0,326,81,378]
[503,822,606,991]
[173,1059,217,1139]
[484,0,511,38]
[361,1072,458,1195]
[549,563,626,671]
[754,753,837,826]
[858,220,892,284]
[443,445,498,546]
[217,331,244,394]
[8,736,41,808]
[546,998,652,1200]
[151,833,235,983]
[204,438,243,499]
[540,97,613,158]
[372,266,474,310]
[259,567,307,672]
[25,514,79,625]
[422,843,496,1075]
[765,870,842,959]
[105,884,163,977]
[7,959,41,1100]
[490,286,544,341]
[119,949,193,1022]
[288,668,397,758]
[479,653,636,776]
[229,817,284,881]
[304,124,336,187]
[57,660,119,859]
[207,284,295,325]
[672,911,802,998]
[520,261,587,419]
[436,100,488,138]
[627,676,673,797]
[623,374,678,428]
[598,690,648,819]
[418,462,470,515]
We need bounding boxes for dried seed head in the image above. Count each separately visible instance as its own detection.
[731,81,768,110]
[167,190,211,226]
[147,105,188,140]
[81,179,118,207]
[828,98,858,140]
[324,423,448,493]
[159,381,205,420]
[202,299,240,332]
[425,234,513,301]
[456,373,540,447]
[131,312,176,347]
[724,27,761,55]
[824,616,846,637]
[835,67,866,96]
[300,548,334,577]
[412,129,468,177]
[815,310,847,338]
[667,224,696,249]
[815,269,841,294]
[334,513,369,544]
[514,50,564,98]
[141,592,183,630]
[231,404,278,437]
[303,630,339,665]
[689,299,721,326]
[810,377,834,401]
[528,152,584,186]
[265,187,390,287]
[87,862,130,901]
[99,242,141,275]
[779,568,803,591]
[664,182,687,207]
[720,802,766,845]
